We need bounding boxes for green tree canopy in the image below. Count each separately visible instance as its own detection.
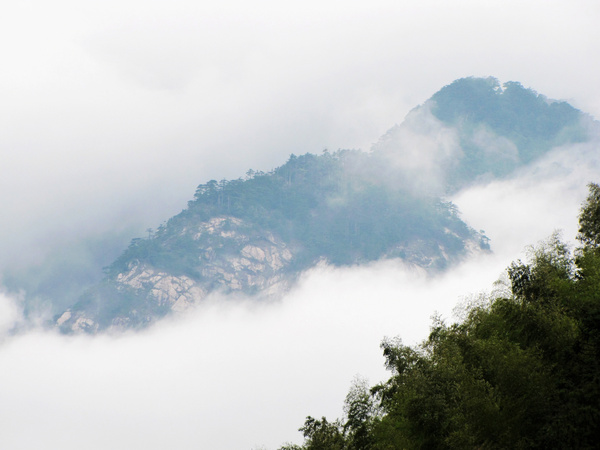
[283,183,600,449]
[577,182,600,248]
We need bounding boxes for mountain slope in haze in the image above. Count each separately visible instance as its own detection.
[373,76,588,193]
[58,151,484,332]
[56,77,592,333]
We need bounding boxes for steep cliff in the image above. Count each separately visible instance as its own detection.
[57,216,295,332]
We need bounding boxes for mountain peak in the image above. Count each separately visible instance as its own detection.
[430,77,583,144]
[372,77,589,193]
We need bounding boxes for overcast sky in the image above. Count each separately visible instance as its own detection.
[2,0,600,448]
[2,0,600,265]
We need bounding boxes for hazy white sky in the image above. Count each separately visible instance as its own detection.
[2,0,600,264]
[2,0,600,448]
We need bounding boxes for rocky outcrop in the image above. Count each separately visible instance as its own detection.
[57,216,294,333]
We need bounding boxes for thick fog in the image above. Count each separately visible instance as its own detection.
[2,0,600,448]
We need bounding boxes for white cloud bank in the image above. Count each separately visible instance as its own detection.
[0,260,502,450]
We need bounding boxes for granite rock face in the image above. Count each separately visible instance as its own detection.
[57,216,294,333]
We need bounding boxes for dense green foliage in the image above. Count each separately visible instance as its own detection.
[577,182,600,248]
[284,183,600,449]
[104,150,480,278]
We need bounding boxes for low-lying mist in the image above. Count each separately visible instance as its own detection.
[1,140,598,449]
[0,258,507,450]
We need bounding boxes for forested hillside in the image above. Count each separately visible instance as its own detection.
[58,149,483,332]
[107,150,478,275]
[281,183,600,449]
[55,77,592,333]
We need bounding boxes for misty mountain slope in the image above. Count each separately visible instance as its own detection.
[373,76,590,193]
[55,77,593,333]
[58,150,485,333]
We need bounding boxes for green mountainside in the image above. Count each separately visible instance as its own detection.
[108,151,478,275]
[55,77,591,333]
